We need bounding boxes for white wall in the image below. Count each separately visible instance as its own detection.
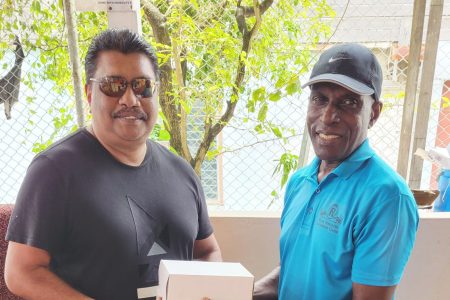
[210,211,450,299]
[210,211,280,280]
[397,212,450,299]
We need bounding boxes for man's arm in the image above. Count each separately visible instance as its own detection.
[352,283,396,300]
[253,266,279,300]
[5,242,93,300]
[193,233,222,261]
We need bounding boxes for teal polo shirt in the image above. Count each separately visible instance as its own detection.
[279,140,419,299]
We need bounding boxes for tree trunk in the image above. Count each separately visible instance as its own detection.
[142,0,274,177]
[142,0,193,164]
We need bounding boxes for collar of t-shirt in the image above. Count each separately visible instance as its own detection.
[304,139,375,182]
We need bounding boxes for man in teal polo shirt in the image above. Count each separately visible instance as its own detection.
[253,44,419,300]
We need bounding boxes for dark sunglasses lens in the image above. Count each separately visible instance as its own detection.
[100,77,127,97]
[132,78,152,98]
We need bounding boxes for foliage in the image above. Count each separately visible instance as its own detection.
[141,0,334,181]
[1,0,335,201]
[273,152,299,188]
[0,0,106,150]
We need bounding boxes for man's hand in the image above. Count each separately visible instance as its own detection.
[253,266,280,300]
[193,233,222,262]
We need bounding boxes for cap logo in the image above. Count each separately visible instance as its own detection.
[328,56,351,63]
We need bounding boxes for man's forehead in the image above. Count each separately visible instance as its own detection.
[96,50,148,62]
[310,82,361,96]
[94,51,155,77]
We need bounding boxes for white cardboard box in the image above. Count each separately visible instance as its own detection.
[157,260,254,300]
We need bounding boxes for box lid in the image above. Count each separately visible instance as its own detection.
[158,260,254,300]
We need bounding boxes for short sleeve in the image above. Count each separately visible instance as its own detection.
[351,193,419,286]
[6,155,68,254]
[193,175,213,240]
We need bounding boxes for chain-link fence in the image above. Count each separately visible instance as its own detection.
[214,0,450,210]
[320,0,450,195]
[1,0,76,204]
[1,0,449,211]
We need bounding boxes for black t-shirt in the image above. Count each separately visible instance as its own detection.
[7,129,213,300]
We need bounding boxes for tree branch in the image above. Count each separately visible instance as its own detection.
[192,0,273,173]
[196,0,229,31]
[242,0,274,17]
[218,133,301,156]
[235,3,248,35]
[172,1,192,162]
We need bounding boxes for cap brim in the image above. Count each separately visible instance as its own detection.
[301,73,374,96]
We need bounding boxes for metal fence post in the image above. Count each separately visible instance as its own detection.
[63,0,85,128]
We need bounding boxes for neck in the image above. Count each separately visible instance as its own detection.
[317,161,340,183]
[87,126,147,166]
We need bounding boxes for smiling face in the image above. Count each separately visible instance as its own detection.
[307,83,382,167]
[86,50,158,148]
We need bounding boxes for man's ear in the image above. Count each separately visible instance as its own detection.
[85,83,92,106]
[369,101,383,128]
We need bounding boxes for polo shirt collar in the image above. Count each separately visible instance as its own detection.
[306,139,375,180]
[332,139,375,179]
[304,156,321,179]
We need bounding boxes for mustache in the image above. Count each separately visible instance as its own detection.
[112,107,148,120]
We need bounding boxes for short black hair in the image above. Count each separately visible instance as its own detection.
[84,29,160,83]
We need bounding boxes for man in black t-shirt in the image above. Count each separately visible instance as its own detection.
[5,29,222,300]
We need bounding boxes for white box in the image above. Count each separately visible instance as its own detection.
[158,260,254,300]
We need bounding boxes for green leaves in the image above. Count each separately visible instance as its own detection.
[257,103,268,122]
[273,152,299,189]
[0,0,108,153]
[31,0,41,13]
[268,91,282,102]
[271,126,283,138]
[1,0,335,199]
[286,82,300,95]
[252,86,266,102]
[158,129,171,141]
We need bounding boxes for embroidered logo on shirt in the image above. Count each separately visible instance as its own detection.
[317,204,343,233]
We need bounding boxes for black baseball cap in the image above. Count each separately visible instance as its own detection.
[302,43,383,101]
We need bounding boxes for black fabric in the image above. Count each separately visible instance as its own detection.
[7,128,213,300]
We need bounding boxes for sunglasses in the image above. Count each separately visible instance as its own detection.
[90,76,159,99]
